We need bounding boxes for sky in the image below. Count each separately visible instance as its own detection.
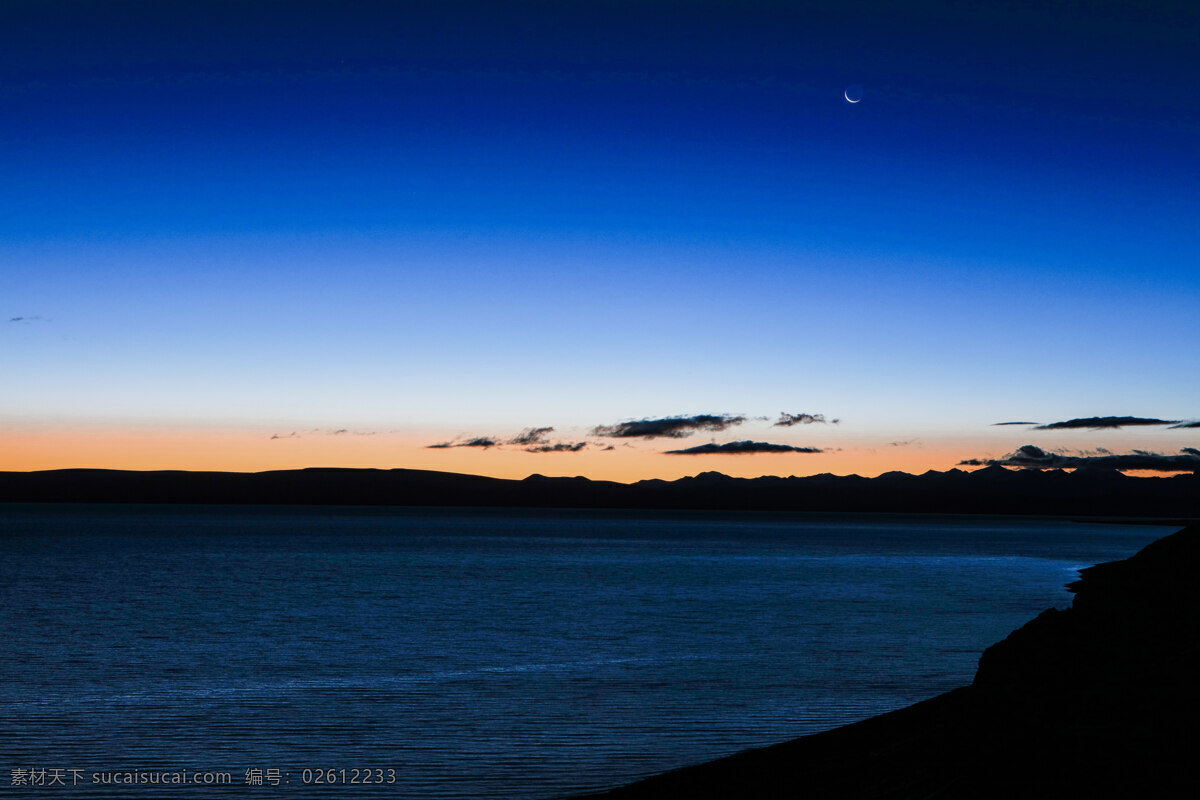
[2,0,1198,480]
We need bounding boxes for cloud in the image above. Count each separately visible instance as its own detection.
[592,414,745,439]
[888,439,918,447]
[8,315,49,323]
[427,428,575,451]
[269,432,300,440]
[664,440,824,455]
[1033,416,1178,430]
[524,441,587,453]
[426,437,498,449]
[773,412,837,427]
[331,429,348,435]
[1169,421,1200,429]
[458,437,498,449]
[992,421,1039,426]
[508,427,554,445]
[959,444,1200,472]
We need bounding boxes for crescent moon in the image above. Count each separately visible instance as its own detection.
[844,90,860,103]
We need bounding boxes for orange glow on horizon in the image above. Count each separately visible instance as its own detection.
[1,427,989,482]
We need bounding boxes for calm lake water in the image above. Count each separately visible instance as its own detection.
[0,505,1171,798]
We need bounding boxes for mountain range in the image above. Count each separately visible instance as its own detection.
[1,465,1197,518]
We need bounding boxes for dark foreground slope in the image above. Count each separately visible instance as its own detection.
[1,465,1198,517]
[576,523,1199,799]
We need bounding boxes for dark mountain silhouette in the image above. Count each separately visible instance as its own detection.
[0,466,1197,518]
[574,523,1200,798]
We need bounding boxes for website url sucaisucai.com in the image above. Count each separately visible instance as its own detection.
[91,769,234,785]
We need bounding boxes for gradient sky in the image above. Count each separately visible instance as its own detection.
[3,0,1198,479]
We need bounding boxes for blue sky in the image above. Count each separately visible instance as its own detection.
[3,1,1198,476]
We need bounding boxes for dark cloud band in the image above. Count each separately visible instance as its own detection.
[773,412,835,427]
[592,414,746,439]
[426,437,498,449]
[664,440,823,455]
[959,444,1200,472]
[508,427,554,445]
[524,442,586,453]
[1033,416,1178,430]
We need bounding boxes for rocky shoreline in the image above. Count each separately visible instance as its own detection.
[575,523,1198,798]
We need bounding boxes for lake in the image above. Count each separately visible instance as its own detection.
[0,505,1170,797]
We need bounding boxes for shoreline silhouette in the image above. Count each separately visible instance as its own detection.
[574,522,1199,798]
